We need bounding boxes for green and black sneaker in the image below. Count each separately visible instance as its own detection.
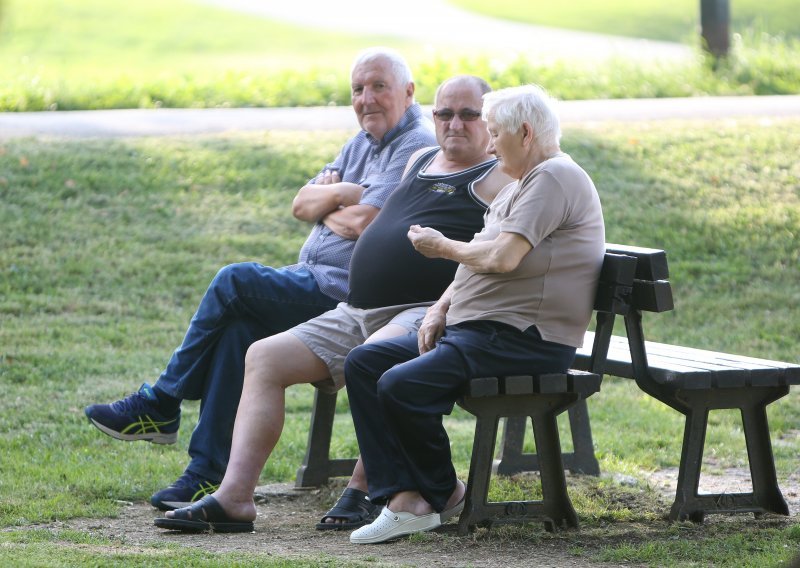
[84,383,180,444]
[150,471,221,511]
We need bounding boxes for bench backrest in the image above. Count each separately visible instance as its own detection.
[463,244,674,399]
[603,243,673,314]
[584,244,674,379]
[580,243,679,406]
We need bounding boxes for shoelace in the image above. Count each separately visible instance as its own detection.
[173,472,210,489]
[110,391,153,414]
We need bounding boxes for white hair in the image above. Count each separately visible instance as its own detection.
[350,46,413,86]
[482,84,562,150]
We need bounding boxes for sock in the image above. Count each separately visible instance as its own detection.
[152,384,182,415]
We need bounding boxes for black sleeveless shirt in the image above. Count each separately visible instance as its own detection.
[347,148,496,309]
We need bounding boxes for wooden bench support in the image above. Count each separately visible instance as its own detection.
[295,390,357,488]
[457,371,601,535]
[492,254,637,480]
[494,401,600,477]
[668,387,790,522]
[618,306,799,522]
[573,244,798,522]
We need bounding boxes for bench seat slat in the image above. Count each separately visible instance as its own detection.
[583,332,797,369]
[639,340,799,371]
[577,332,800,389]
[532,373,568,394]
[469,371,601,397]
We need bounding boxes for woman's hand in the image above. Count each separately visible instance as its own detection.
[417,304,447,354]
[408,225,447,258]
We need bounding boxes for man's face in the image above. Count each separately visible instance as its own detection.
[351,58,414,140]
[487,114,525,179]
[433,81,490,163]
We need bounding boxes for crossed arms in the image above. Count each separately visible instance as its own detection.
[292,169,379,240]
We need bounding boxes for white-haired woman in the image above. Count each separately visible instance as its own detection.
[344,84,606,544]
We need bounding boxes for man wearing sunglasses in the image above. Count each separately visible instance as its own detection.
[153,75,514,534]
[433,108,482,122]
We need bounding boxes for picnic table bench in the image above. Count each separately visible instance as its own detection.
[295,243,800,533]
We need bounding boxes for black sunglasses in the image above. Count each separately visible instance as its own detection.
[432,109,482,122]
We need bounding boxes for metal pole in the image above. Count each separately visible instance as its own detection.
[700,0,731,57]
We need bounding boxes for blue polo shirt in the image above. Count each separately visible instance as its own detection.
[288,103,435,301]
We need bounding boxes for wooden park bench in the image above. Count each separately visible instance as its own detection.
[294,243,800,533]
[495,244,800,525]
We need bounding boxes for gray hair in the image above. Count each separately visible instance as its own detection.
[482,84,562,150]
[350,46,413,86]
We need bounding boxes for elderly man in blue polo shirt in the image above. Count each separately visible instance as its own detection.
[84,46,436,509]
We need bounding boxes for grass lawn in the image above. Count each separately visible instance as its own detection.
[451,0,800,42]
[0,0,402,110]
[1,0,799,111]
[1,117,799,565]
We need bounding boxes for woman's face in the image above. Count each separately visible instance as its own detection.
[486,114,526,179]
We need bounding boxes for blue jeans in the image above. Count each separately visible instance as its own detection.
[345,321,576,511]
[154,262,338,482]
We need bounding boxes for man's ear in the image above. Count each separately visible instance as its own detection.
[521,121,534,147]
[406,81,416,100]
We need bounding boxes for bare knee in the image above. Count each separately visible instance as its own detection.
[244,336,284,382]
[245,332,330,388]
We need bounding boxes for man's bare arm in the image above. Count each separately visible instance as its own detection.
[322,204,381,240]
[408,225,532,274]
[292,180,365,222]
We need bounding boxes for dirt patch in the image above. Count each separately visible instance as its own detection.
[647,466,800,517]
[18,471,800,567]
[28,479,628,567]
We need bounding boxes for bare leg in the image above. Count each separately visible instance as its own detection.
[166,332,330,521]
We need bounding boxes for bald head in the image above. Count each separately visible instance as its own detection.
[432,75,493,166]
[434,75,491,106]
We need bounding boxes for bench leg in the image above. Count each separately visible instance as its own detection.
[295,389,357,488]
[741,402,789,516]
[458,414,501,535]
[494,401,600,476]
[565,400,601,475]
[670,407,708,522]
[531,412,579,531]
[669,388,790,522]
[459,395,582,534]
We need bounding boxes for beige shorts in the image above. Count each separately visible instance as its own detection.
[289,302,430,393]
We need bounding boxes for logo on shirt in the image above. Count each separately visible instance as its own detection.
[429,182,456,195]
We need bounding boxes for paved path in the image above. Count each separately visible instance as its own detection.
[1,96,799,140]
[197,0,691,63]
[1,2,798,140]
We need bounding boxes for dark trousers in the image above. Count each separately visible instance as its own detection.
[344,320,576,512]
[155,263,338,481]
